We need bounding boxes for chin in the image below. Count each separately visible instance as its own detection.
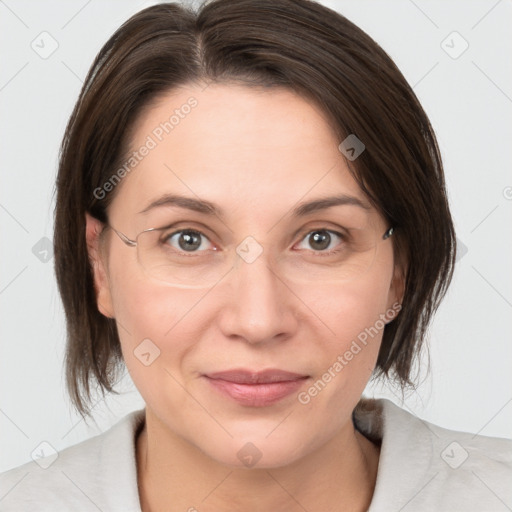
[193,424,318,470]
[211,442,304,470]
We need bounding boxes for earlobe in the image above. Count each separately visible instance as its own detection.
[85,212,115,318]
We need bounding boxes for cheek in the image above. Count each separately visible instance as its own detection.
[107,258,205,395]
[291,279,392,436]
[303,268,394,390]
[310,274,392,348]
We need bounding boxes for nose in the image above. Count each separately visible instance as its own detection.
[216,248,298,345]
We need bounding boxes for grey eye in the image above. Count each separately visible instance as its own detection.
[165,230,212,252]
[297,229,342,252]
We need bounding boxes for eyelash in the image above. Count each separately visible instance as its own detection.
[161,227,347,256]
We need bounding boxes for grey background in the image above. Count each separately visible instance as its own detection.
[1,0,511,473]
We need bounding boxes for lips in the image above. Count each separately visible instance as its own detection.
[203,369,309,407]
[205,369,308,384]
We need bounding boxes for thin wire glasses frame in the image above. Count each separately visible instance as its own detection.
[104,222,395,285]
[106,224,395,248]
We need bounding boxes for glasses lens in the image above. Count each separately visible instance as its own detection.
[137,228,229,288]
[136,219,382,288]
[273,222,379,285]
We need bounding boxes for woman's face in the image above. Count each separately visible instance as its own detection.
[87,83,403,468]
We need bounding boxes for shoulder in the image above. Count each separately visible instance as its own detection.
[355,398,512,512]
[0,409,145,512]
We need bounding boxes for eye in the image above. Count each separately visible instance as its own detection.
[295,229,345,253]
[163,229,214,253]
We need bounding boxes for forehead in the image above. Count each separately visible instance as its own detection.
[110,84,372,224]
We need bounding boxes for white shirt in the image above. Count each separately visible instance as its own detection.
[1,398,510,511]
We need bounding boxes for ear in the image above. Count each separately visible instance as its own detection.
[386,262,406,321]
[85,212,115,319]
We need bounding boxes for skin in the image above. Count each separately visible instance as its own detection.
[86,83,404,512]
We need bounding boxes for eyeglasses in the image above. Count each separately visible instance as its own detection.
[106,221,394,289]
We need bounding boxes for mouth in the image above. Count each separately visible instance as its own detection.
[203,369,310,407]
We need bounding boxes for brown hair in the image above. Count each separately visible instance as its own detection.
[54,0,456,418]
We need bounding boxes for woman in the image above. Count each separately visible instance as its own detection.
[1,0,510,510]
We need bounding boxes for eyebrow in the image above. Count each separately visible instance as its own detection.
[138,193,370,217]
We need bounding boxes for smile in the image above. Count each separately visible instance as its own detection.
[203,369,310,407]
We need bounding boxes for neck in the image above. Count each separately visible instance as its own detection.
[136,409,380,512]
